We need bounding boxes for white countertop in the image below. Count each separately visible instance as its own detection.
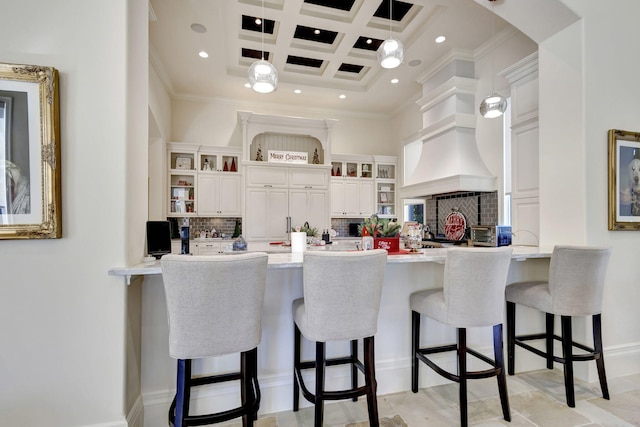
[109,246,550,283]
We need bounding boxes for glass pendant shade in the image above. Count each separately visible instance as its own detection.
[248,59,278,93]
[378,38,404,69]
[479,93,507,118]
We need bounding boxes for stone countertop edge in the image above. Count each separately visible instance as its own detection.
[109,246,551,280]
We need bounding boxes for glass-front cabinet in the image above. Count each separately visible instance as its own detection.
[374,156,397,218]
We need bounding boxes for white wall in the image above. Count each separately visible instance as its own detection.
[170,98,395,156]
[539,0,640,376]
[0,0,146,426]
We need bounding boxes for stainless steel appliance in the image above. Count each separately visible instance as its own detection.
[470,225,512,247]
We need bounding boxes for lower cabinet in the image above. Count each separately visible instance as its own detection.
[170,240,227,255]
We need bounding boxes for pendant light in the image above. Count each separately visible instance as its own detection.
[479,0,507,118]
[248,0,277,93]
[377,0,404,69]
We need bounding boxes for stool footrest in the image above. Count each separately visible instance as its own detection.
[514,335,600,364]
[416,345,502,382]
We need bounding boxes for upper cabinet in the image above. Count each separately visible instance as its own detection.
[167,144,242,217]
[330,155,375,218]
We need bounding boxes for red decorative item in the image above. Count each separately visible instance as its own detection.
[230,158,237,172]
[223,161,229,171]
[331,168,335,176]
[444,209,467,241]
[336,167,341,176]
[374,237,400,252]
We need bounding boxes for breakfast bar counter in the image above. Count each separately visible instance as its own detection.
[110,246,551,426]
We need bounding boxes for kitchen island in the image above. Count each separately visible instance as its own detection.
[110,246,551,427]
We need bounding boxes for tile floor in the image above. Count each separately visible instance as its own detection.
[223,369,640,426]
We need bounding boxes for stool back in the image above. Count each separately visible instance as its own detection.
[301,249,387,342]
[161,253,269,359]
[548,245,611,315]
[443,247,513,327]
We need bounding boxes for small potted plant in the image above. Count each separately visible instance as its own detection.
[293,221,318,243]
[374,218,401,252]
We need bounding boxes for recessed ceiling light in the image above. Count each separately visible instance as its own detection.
[198,51,209,58]
[435,35,446,43]
[391,78,399,84]
[190,23,207,33]
[294,89,302,94]
[314,29,320,35]
[255,18,261,25]
[339,94,346,99]
[366,39,372,44]
[408,59,422,67]
[244,83,251,88]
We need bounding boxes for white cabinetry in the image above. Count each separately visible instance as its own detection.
[330,155,375,217]
[504,53,539,246]
[167,144,241,218]
[244,164,329,241]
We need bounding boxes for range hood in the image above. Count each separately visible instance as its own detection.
[400,116,496,199]
[399,57,496,199]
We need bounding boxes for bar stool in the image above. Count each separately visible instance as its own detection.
[292,249,387,427]
[161,253,269,427]
[506,245,611,407]
[411,247,513,427]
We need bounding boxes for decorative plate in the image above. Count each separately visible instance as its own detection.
[444,210,467,241]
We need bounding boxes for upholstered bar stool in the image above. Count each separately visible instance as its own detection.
[506,245,611,407]
[411,247,513,427]
[161,253,269,427]
[292,249,387,427]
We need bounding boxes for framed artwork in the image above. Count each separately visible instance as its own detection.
[0,62,61,239]
[608,129,640,230]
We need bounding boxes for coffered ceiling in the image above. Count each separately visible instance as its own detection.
[149,0,514,116]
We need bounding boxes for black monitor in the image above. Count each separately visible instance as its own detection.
[146,221,172,259]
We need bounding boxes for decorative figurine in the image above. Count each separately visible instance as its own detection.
[203,158,211,171]
[255,144,263,161]
[312,148,320,164]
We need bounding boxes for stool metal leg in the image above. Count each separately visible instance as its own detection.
[293,324,301,411]
[315,341,326,427]
[411,310,420,392]
[506,302,515,375]
[561,315,575,407]
[546,313,555,369]
[593,314,610,400]
[458,328,468,427]
[493,324,511,422]
[351,339,358,402]
[364,336,379,427]
[175,359,192,427]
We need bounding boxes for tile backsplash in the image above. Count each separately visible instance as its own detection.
[426,191,498,237]
[170,217,241,238]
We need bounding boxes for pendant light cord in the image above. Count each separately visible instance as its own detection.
[389,0,393,39]
[261,0,265,61]
[490,0,495,93]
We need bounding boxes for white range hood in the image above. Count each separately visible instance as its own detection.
[399,57,496,199]
[400,124,495,199]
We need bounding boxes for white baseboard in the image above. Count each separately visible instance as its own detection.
[126,395,144,427]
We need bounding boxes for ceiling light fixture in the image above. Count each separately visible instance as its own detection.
[198,51,209,58]
[248,0,277,94]
[377,0,404,69]
[435,35,446,43]
[479,0,507,118]
[390,78,399,84]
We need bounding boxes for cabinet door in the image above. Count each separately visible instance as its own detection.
[245,188,288,240]
[219,174,241,215]
[359,180,375,216]
[197,241,222,254]
[343,180,360,216]
[330,180,345,216]
[290,189,328,233]
[289,168,328,189]
[197,174,220,216]
[246,165,288,187]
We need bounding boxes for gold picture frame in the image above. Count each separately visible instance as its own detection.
[0,62,61,239]
[608,129,640,230]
